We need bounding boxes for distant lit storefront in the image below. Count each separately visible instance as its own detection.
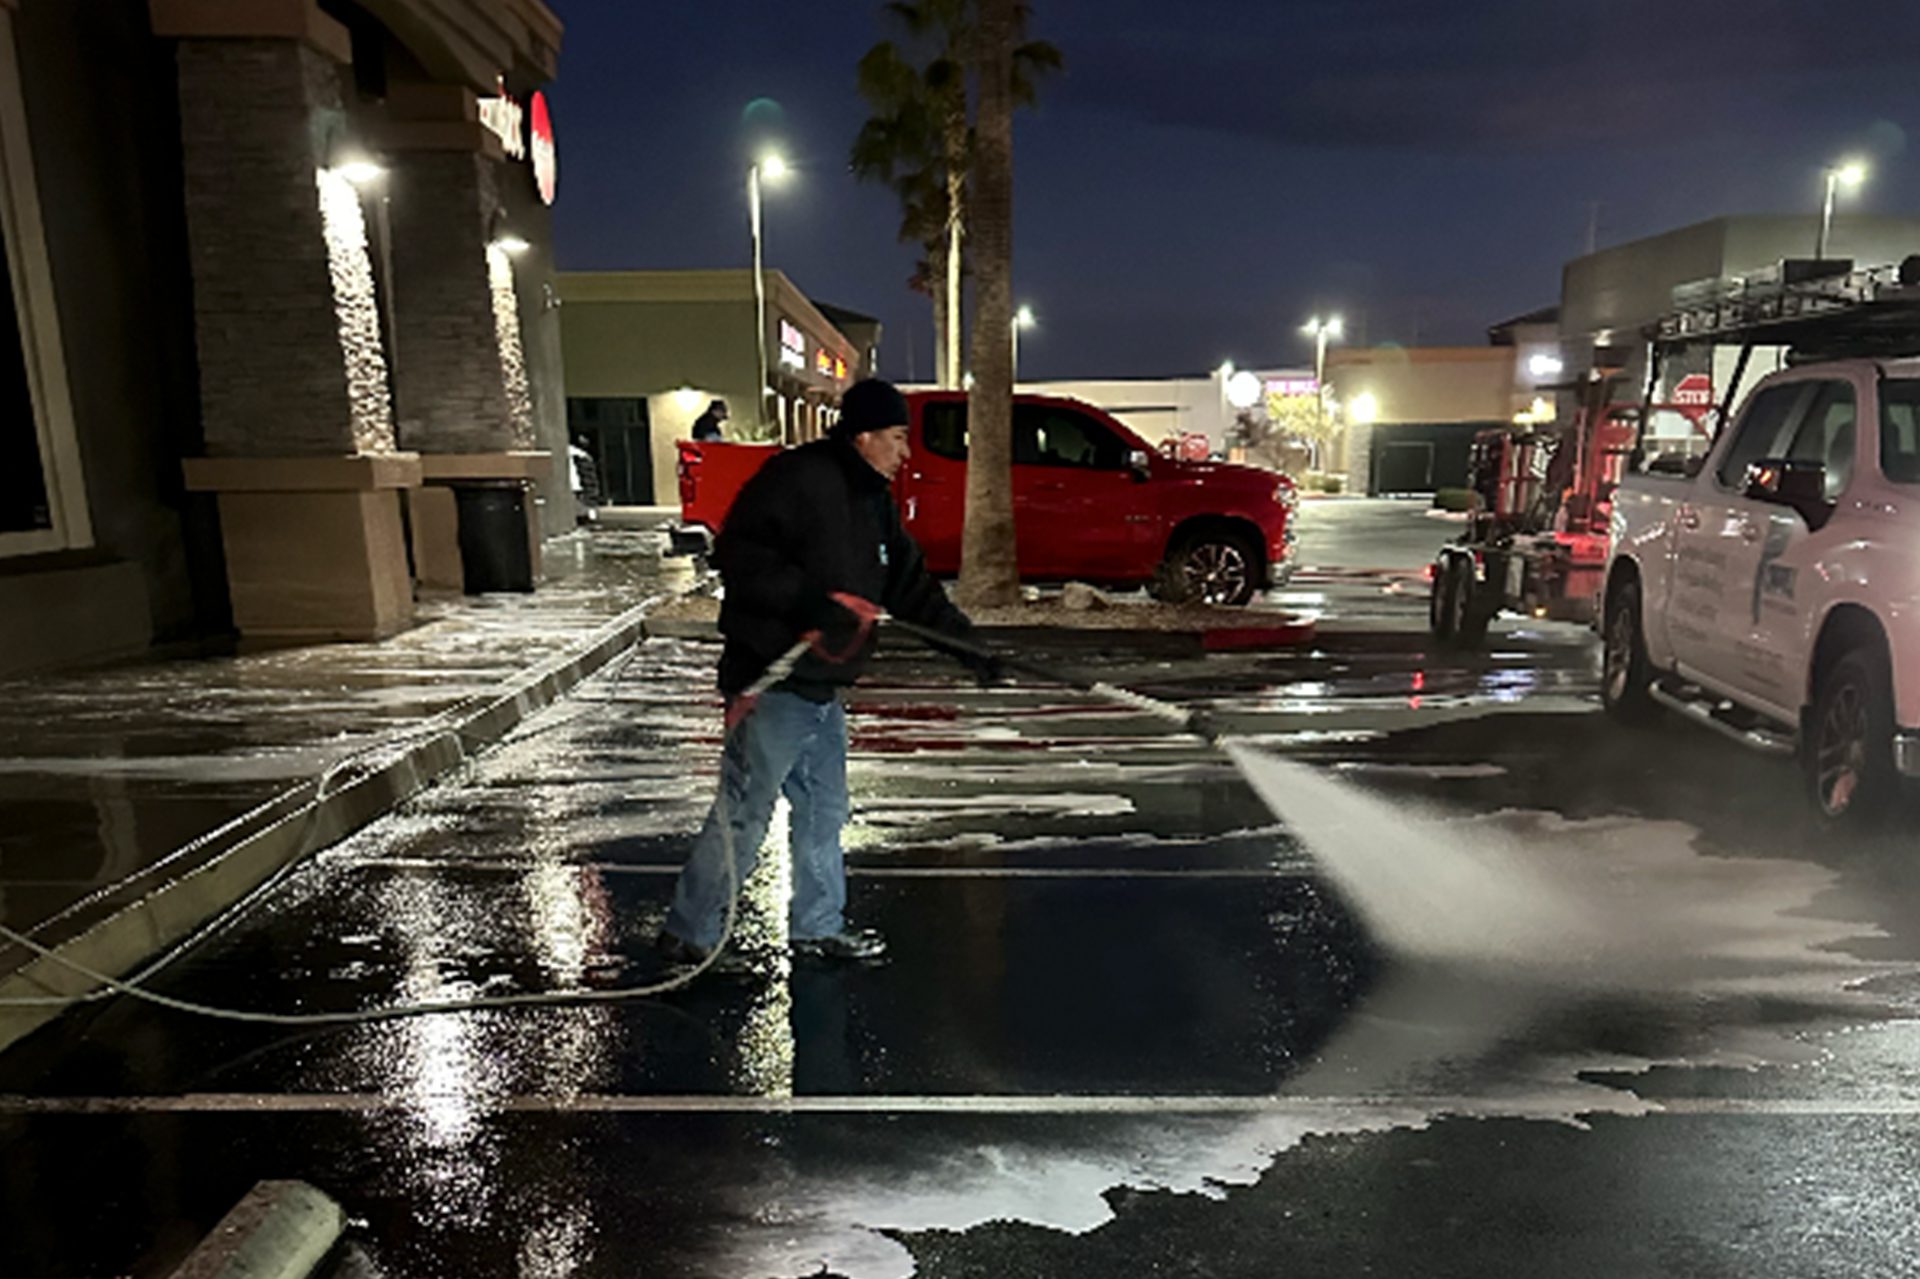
[0,0,570,675]
[1323,347,1518,495]
[558,269,875,505]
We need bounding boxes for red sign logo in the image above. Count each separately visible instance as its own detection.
[530,92,557,206]
[1674,373,1714,421]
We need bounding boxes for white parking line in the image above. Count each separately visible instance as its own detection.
[1,1092,1915,1117]
[345,859,1296,880]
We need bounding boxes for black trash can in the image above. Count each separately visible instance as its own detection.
[453,481,535,594]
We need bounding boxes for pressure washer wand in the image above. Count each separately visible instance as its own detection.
[878,614,1222,746]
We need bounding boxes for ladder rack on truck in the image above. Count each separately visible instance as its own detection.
[1637,256,1920,467]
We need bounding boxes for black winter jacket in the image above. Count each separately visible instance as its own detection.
[713,436,975,698]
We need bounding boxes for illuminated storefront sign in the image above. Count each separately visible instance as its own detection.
[478,80,526,159]
[530,92,557,206]
[1264,377,1319,397]
[778,319,806,370]
[478,83,558,206]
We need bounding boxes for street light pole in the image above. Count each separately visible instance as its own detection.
[749,160,771,440]
[1300,315,1343,473]
[1012,304,1035,383]
[1302,315,1343,423]
[1816,160,1868,260]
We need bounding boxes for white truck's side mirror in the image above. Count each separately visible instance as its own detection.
[1743,458,1833,529]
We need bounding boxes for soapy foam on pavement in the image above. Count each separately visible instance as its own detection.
[1223,741,1883,992]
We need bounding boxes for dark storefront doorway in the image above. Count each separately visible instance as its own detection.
[567,397,653,506]
[1374,441,1434,494]
[0,219,51,535]
[1368,422,1497,495]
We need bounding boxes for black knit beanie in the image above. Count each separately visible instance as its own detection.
[832,379,910,441]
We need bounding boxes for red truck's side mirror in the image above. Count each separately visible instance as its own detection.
[1127,449,1152,482]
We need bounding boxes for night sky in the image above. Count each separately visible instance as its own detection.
[549,1,1920,380]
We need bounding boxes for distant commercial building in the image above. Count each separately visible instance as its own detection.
[558,269,875,505]
[0,0,570,677]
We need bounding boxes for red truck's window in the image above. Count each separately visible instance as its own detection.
[1014,404,1129,469]
[923,403,968,460]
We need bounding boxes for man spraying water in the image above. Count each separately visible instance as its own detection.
[658,379,997,965]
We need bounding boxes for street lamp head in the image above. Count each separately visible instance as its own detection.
[1301,316,1322,337]
[1015,305,1036,329]
[1835,160,1868,189]
[1325,316,1345,339]
[759,153,790,182]
[334,159,386,187]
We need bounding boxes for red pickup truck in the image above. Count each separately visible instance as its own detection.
[672,391,1298,605]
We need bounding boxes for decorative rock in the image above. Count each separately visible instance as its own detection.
[1060,582,1111,611]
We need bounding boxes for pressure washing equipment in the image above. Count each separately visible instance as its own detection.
[0,605,1224,1027]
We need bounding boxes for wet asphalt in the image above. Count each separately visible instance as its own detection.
[4,500,1920,1278]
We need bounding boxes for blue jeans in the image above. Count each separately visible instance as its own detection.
[664,690,851,950]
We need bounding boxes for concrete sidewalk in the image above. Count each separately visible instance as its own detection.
[0,523,699,1049]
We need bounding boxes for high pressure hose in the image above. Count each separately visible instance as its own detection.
[0,601,1219,1026]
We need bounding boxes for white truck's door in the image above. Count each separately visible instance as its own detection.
[1740,378,1864,714]
[1669,380,1813,687]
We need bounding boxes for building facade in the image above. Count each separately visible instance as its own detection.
[0,0,568,676]
[558,269,871,505]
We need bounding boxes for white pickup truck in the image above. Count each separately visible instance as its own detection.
[1602,358,1920,826]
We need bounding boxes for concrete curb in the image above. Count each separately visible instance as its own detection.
[0,598,659,1055]
[169,1180,344,1279]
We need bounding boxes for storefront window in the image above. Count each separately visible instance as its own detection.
[0,189,49,534]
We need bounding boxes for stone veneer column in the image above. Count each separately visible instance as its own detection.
[153,0,418,641]
[380,83,550,591]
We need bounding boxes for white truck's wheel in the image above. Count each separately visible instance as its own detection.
[1807,647,1898,827]
[1601,580,1655,723]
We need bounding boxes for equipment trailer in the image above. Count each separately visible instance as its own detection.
[1428,378,1690,647]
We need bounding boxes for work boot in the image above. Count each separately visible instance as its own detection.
[791,927,887,961]
[654,930,711,966]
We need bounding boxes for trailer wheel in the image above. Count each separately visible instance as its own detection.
[1429,557,1457,641]
[1444,556,1490,649]
[1806,645,1898,829]
[1601,579,1655,723]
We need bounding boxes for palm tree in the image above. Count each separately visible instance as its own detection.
[956,0,1019,606]
[852,3,1059,389]
[851,41,956,383]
